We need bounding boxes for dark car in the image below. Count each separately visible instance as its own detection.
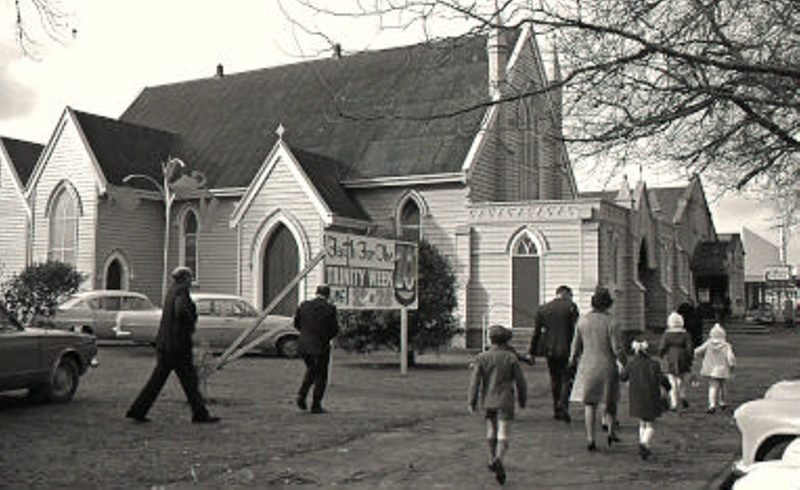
[41,290,158,340]
[0,303,98,403]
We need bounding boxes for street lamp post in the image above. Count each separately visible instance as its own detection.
[122,157,185,303]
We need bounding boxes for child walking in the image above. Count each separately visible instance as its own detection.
[694,323,736,413]
[658,312,694,411]
[468,325,527,485]
[622,339,671,460]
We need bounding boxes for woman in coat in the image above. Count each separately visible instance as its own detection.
[568,286,626,452]
[658,311,694,411]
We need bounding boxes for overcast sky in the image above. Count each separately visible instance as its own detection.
[2,0,797,266]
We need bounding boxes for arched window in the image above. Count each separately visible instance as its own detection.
[182,210,198,275]
[48,187,78,265]
[399,198,421,242]
[513,235,538,256]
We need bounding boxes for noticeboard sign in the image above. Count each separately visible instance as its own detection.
[324,231,418,310]
[764,265,792,283]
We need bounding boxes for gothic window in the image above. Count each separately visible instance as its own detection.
[399,198,421,242]
[48,186,78,265]
[513,235,538,256]
[610,231,619,285]
[182,210,199,275]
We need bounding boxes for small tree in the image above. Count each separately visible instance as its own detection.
[337,239,462,365]
[0,261,86,326]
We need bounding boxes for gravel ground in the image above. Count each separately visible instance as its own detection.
[1,322,797,489]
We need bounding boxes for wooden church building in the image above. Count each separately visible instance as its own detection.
[0,25,735,347]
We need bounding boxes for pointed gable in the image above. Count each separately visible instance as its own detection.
[650,186,687,224]
[0,136,43,188]
[119,33,514,189]
[71,110,178,186]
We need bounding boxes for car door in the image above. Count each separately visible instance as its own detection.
[93,296,122,339]
[0,314,41,390]
[194,299,229,349]
[229,299,263,348]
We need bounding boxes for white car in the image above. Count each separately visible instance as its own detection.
[724,380,800,488]
[38,290,158,340]
[115,292,300,357]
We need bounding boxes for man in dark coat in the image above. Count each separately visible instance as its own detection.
[126,266,219,424]
[677,301,703,350]
[294,284,339,413]
[529,285,580,422]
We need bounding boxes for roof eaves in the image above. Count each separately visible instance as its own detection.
[343,172,466,188]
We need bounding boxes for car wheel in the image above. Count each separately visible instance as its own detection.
[278,337,301,358]
[46,357,80,403]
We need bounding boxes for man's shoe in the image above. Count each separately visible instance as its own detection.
[554,410,571,423]
[296,397,307,411]
[192,415,221,424]
[638,443,651,460]
[310,406,328,414]
[126,413,150,423]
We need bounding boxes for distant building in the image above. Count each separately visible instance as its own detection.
[0,27,743,344]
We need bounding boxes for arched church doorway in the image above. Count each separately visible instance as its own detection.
[262,223,299,316]
[105,258,125,290]
[512,234,540,332]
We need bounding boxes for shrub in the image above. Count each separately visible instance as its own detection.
[1,261,86,325]
[337,239,462,364]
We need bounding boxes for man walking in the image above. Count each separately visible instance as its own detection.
[529,285,579,422]
[295,284,339,414]
[126,266,220,424]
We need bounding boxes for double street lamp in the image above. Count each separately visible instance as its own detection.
[122,157,186,303]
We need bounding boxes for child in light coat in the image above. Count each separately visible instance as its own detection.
[694,323,736,413]
[469,325,527,485]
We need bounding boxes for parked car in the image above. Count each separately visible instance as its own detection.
[115,292,300,357]
[722,380,800,488]
[38,290,158,340]
[0,303,98,403]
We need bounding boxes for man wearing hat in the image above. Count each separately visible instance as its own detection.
[294,284,339,413]
[126,266,220,423]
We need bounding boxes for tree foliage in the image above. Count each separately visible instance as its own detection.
[286,0,798,192]
[0,261,86,325]
[337,239,462,361]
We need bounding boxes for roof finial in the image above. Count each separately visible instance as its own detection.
[276,123,285,141]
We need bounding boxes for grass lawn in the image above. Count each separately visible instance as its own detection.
[0,324,797,488]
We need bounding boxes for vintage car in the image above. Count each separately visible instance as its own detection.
[38,290,158,340]
[115,292,300,357]
[0,303,98,403]
[724,380,800,488]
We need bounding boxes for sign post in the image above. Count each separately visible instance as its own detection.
[400,307,408,375]
[324,231,418,373]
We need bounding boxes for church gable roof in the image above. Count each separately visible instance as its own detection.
[119,33,505,189]
[288,146,369,221]
[1,136,43,187]
[650,186,687,223]
[71,109,178,186]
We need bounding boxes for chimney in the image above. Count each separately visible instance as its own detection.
[333,43,342,59]
[487,25,508,100]
[215,63,224,78]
